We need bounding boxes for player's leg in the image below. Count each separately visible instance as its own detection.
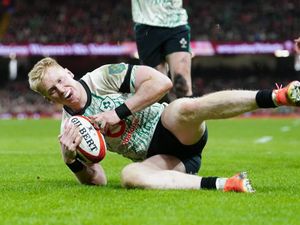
[162,81,300,145]
[164,24,192,98]
[162,90,258,145]
[121,154,194,189]
[166,51,192,97]
[121,118,202,190]
[121,121,254,192]
[120,155,254,192]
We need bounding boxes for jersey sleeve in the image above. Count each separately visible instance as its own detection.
[81,63,137,95]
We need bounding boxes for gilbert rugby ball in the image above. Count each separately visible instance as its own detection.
[69,115,106,163]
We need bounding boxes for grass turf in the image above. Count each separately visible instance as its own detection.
[0,118,300,225]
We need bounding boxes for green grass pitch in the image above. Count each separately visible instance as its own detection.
[0,118,300,225]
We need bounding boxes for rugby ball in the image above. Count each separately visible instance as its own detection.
[69,115,106,163]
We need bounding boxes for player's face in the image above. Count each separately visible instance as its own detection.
[41,66,81,106]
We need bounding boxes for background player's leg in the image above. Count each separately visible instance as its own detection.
[166,52,192,97]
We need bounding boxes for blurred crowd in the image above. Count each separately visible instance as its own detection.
[1,0,133,43]
[1,0,299,43]
[0,82,62,119]
[189,0,300,42]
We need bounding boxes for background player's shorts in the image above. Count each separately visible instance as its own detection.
[147,118,208,174]
[134,24,191,67]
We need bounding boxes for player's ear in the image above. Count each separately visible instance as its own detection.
[65,68,74,78]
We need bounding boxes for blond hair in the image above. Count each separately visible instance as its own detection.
[28,57,60,96]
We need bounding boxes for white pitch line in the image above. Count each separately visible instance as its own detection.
[280,126,290,132]
[255,136,273,144]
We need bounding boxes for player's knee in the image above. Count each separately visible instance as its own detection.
[120,164,134,188]
[121,163,149,189]
[175,99,198,123]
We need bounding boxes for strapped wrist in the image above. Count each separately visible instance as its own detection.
[66,158,85,173]
[115,103,132,120]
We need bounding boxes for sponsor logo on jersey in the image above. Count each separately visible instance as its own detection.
[122,117,140,145]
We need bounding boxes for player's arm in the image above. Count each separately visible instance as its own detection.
[59,120,107,186]
[90,65,172,132]
[124,65,173,112]
[98,63,173,106]
[65,160,107,186]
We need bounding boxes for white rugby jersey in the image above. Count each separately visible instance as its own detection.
[61,63,167,161]
[131,0,188,27]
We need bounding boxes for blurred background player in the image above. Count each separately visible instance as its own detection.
[131,0,193,101]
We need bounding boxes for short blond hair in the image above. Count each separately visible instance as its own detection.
[28,57,60,96]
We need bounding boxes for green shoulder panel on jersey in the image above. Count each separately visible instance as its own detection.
[108,63,127,75]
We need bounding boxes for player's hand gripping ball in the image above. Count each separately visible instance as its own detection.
[69,115,106,163]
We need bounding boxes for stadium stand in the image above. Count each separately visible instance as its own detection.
[1,0,299,43]
[187,0,300,42]
[0,81,62,119]
[1,0,133,43]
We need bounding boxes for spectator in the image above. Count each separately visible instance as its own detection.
[1,0,299,43]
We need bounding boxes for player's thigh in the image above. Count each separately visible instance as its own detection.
[161,98,206,145]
